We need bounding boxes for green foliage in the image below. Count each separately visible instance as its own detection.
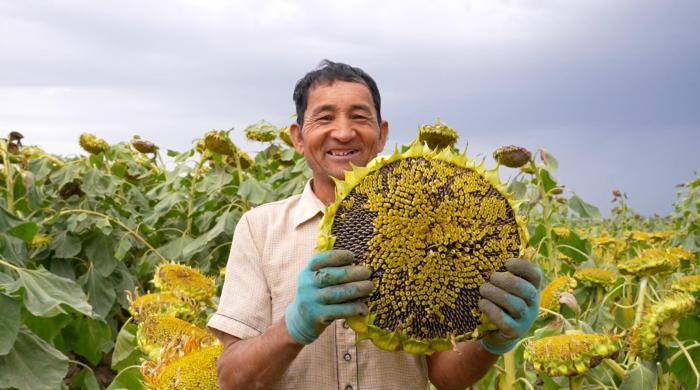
[0,127,309,388]
[2,130,699,389]
[0,328,69,390]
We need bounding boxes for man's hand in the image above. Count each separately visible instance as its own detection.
[478,258,542,355]
[285,250,374,344]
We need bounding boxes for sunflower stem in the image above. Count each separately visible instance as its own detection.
[0,139,15,213]
[533,161,557,276]
[503,350,516,390]
[603,358,626,379]
[185,153,207,236]
[633,276,648,328]
[569,375,583,390]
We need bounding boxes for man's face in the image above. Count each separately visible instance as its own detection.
[291,80,389,180]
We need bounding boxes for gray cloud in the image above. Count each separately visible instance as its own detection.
[1,0,698,215]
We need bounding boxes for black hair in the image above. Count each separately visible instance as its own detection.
[292,59,382,127]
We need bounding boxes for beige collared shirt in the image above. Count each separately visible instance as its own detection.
[208,181,429,390]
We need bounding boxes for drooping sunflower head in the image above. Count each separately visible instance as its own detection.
[625,230,651,242]
[649,231,675,242]
[493,145,532,168]
[153,263,216,302]
[79,133,109,155]
[29,234,52,249]
[667,246,695,263]
[618,248,680,277]
[591,234,619,247]
[143,344,223,390]
[629,292,696,360]
[671,275,700,294]
[417,120,459,150]
[244,120,278,143]
[552,226,571,238]
[58,179,83,199]
[225,151,255,170]
[317,141,527,354]
[127,292,198,322]
[540,275,577,313]
[131,137,158,154]
[137,315,218,361]
[279,125,294,147]
[573,268,617,286]
[524,333,620,377]
[203,130,237,156]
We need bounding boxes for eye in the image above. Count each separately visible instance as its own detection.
[318,115,333,123]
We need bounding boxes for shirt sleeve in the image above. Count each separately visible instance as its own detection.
[207,212,272,339]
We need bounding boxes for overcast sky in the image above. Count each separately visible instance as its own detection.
[1,0,698,216]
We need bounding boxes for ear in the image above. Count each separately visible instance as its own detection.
[377,120,389,153]
[290,123,304,155]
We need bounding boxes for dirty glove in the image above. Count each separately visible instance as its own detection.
[479,258,542,355]
[285,250,374,344]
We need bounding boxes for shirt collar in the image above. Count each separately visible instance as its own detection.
[293,180,327,228]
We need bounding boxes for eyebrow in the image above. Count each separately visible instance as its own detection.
[350,104,373,114]
[309,103,373,117]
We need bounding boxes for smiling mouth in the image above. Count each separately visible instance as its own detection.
[327,150,358,157]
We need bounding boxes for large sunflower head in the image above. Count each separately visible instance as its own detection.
[618,248,680,277]
[666,246,695,263]
[317,141,527,354]
[137,315,218,361]
[127,292,198,322]
[629,292,696,360]
[142,344,222,390]
[573,268,617,286]
[153,263,216,302]
[671,275,700,294]
[524,333,620,377]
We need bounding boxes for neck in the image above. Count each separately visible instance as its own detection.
[311,175,336,205]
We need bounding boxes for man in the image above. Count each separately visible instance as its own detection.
[208,60,541,389]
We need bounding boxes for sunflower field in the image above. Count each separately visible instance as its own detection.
[0,122,698,390]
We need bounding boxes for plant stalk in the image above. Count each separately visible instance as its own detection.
[0,140,15,213]
[503,350,516,390]
[569,375,583,390]
[185,153,207,235]
[633,276,649,327]
[603,358,626,379]
[534,161,557,275]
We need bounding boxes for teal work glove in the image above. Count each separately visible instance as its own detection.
[285,250,374,344]
[479,258,542,355]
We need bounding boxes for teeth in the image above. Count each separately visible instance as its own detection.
[329,150,355,156]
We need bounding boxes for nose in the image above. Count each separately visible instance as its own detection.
[331,117,355,143]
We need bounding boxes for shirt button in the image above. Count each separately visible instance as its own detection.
[342,320,349,329]
[344,352,352,361]
[345,386,353,390]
